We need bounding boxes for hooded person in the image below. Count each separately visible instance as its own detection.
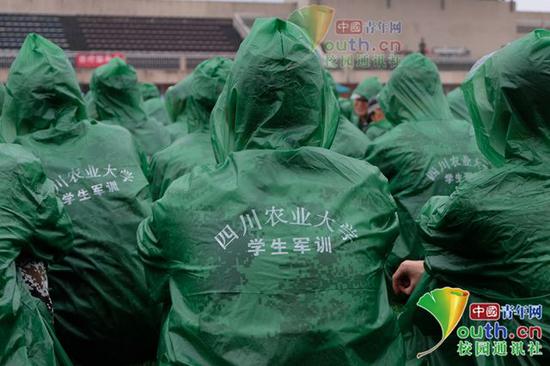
[138,17,404,366]
[350,76,383,130]
[140,82,161,102]
[0,34,161,365]
[447,87,472,123]
[140,82,172,126]
[149,57,232,200]
[83,89,97,120]
[363,97,395,140]
[330,113,370,158]
[0,140,74,366]
[163,57,232,143]
[397,29,550,366]
[365,53,488,284]
[88,58,171,156]
[323,69,370,159]
[0,83,5,116]
[339,97,353,120]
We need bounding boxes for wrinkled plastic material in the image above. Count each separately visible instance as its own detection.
[352,76,382,100]
[323,71,370,158]
[88,58,170,156]
[1,35,87,142]
[365,53,487,277]
[140,82,161,101]
[324,68,338,97]
[1,34,161,365]
[164,56,233,142]
[365,119,394,141]
[84,90,97,120]
[149,133,215,200]
[144,97,171,126]
[139,17,404,366]
[149,57,231,200]
[447,88,471,123]
[210,20,340,162]
[401,31,550,364]
[140,83,171,126]
[331,117,369,158]
[339,97,353,120]
[463,30,550,168]
[0,83,5,116]
[0,142,74,366]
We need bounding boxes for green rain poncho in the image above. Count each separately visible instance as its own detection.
[0,142,74,366]
[140,83,172,126]
[365,118,395,140]
[400,30,550,366]
[349,76,383,126]
[138,17,404,366]
[330,116,370,158]
[323,70,370,159]
[0,83,5,115]
[83,90,97,120]
[140,82,161,101]
[149,57,232,200]
[447,87,471,123]
[163,57,232,142]
[88,58,170,156]
[1,34,161,365]
[365,53,488,279]
[364,98,396,141]
[352,76,383,101]
[339,97,353,120]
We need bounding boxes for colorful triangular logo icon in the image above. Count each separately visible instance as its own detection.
[416,287,470,359]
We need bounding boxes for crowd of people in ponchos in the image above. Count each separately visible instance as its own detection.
[0,15,548,366]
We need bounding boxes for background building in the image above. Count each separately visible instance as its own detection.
[0,0,548,90]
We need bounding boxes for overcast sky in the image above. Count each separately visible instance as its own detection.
[208,0,550,12]
[515,0,550,12]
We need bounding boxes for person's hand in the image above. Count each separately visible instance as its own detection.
[392,260,425,297]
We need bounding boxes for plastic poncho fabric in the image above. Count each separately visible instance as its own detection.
[140,83,172,126]
[365,118,394,141]
[447,87,471,123]
[400,30,550,366]
[140,82,161,101]
[84,90,97,120]
[352,76,383,101]
[149,57,232,200]
[1,34,161,365]
[331,116,370,159]
[0,142,74,366]
[324,68,338,98]
[323,70,370,159]
[144,97,171,126]
[88,58,170,156]
[365,53,488,278]
[0,83,5,116]
[149,132,215,200]
[164,56,233,142]
[349,77,383,127]
[367,98,397,140]
[139,17,404,366]
[339,97,353,120]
